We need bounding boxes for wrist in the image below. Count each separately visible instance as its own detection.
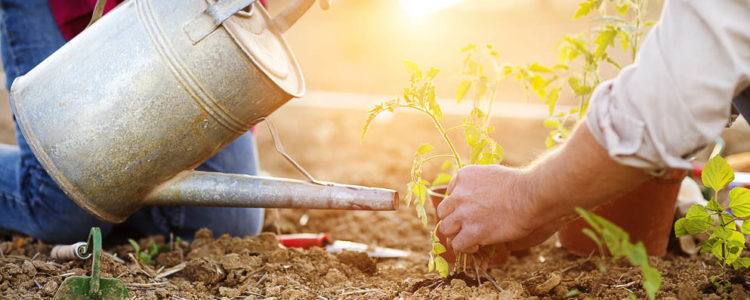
[511,167,547,230]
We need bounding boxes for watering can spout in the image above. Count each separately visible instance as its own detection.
[144,171,400,211]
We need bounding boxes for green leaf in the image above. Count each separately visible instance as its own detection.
[568,77,593,96]
[575,207,602,232]
[545,132,556,149]
[457,80,472,103]
[573,0,594,19]
[426,67,440,78]
[729,187,750,217]
[128,239,140,254]
[721,212,736,229]
[433,243,447,255]
[641,265,662,300]
[627,242,649,267]
[543,119,560,128]
[594,27,617,59]
[738,257,750,268]
[564,289,580,298]
[404,182,414,206]
[459,43,476,54]
[477,76,489,97]
[465,126,481,146]
[417,143,433,155]
[361,108,382,142]
[416,204,427,227]
[493,144,504,163]
[470,139,488,164]
[528,63,553,73]
[674,218,689,237]
[582,228,602,247]
[403,60,420,75]
[686,205,709,219]
[616,4,628,16]
[441,161,453,170]
[529,75,547,92]
[706,198,723,212]
[546,88,561,116]
[742,220,750,235]
[478,152,500,165]
[428,254,435,272]
[713,226,732,240]
[703,155,734,191]
[432,173,452,186]
[435,256,450,278]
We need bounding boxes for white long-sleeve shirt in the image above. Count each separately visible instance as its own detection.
[585,0,750,173]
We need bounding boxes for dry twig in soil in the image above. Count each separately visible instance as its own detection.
[479,268,504,293]
[155,262,186,280]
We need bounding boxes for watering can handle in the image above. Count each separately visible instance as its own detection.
[184,0,330,43]
[184,0,258,43]
[271,0,332,34]
[87,0,108,27]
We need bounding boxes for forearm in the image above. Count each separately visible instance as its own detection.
[520,122,653,228]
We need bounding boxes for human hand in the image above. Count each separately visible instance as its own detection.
[437,165,559,255]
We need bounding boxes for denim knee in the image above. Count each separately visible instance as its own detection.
[21,163,113,244]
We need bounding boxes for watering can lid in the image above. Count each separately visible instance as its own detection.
[218,1,305,98]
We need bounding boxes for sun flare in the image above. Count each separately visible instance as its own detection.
[399,0,466,17]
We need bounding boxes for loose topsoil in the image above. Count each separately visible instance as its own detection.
[1,105,748,299]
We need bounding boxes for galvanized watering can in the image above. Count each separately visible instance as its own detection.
[9,0,397,223]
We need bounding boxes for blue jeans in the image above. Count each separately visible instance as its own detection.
[0,0,263,243]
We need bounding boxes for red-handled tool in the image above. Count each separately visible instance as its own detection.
[277,233,410,258]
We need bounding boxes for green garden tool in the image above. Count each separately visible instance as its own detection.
[53,227,129,300]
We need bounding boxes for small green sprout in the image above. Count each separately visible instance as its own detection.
[565,288,580,298]
[675,155,750,269]
[576,208,662,300]
[710,275,731,290]
[128,237,181,265]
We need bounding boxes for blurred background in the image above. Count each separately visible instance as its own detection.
[1,0,745,184]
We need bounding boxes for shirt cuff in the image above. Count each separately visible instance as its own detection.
[585,81,695,175]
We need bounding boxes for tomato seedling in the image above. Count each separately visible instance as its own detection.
[576,208,662,300]
[362,45,505,278]
[675,155,750,269]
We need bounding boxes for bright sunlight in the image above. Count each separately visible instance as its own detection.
[399,0,466,17]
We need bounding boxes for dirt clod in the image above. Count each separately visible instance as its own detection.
[677,282,702,300]
[156,248,183,267]
[184,257,225,284]
[42,280,58,296]
[336,250,377,275]
[534,271,561,295]
[21,260,36,277]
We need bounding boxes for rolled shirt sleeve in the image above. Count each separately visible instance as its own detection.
[586,0,750,172]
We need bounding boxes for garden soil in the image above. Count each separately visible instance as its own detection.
[1,105,748,299]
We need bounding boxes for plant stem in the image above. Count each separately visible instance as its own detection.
[411,106,464,168]
[446,124,470,133]
[422,155,456,163]
[484,87,498,129]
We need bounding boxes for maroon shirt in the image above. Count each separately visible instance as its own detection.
[48,0,267,41]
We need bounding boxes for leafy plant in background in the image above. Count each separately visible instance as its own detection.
[508,0,655,148]
[128,237,182,265]
[362,44,505,278]
[576,208,662,299]
[675,155,750,269]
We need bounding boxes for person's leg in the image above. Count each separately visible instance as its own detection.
[119,131,265,239]
[0,0,112,243]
